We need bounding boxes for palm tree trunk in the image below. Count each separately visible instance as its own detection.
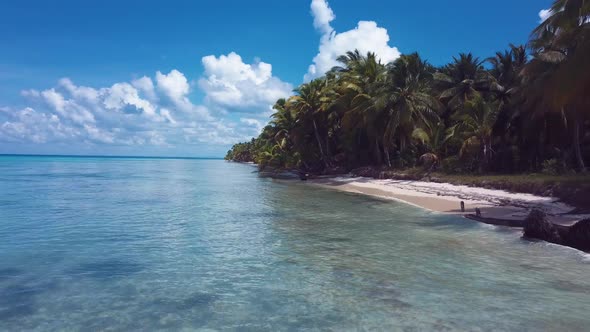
[312,119,329,168]
[479,137,488,173]
[381,136,392,167]
[383,145,392,167]
[572,113,586,172]
[326,136,332,161]
[374,136,382,166]
[483,137,492,171]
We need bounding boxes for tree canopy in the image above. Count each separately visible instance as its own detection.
[227,0,589,175]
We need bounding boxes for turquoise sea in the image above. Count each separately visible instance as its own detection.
[1,155,590,331]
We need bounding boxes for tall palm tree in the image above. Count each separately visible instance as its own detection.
[270,98,297,151]
[412,121,454,168]
[434,53,500,112]
[290,79,331,168]
[525,0,589,171]
[335,50,388,165]
[372,54,442,166]
[451,96,500,171]
[487,45,527,162]
[487,44,527,90]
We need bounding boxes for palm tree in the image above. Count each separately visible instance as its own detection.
[334,50,388,166]
[488,44,526,87]
[270,98,297,152]
[372,53,442,166]
[450,96,500,171]
[434,53,500,112]
[525,0,589,171]
[412,121,454,168]
[487,45,528,169]
[290,79,331,168]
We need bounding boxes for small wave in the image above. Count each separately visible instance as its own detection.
[538,241,590,263]
[476,222,497,230]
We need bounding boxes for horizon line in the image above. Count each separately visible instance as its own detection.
[0,153,224,160]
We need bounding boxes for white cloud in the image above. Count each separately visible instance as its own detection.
[539,9,552,23]
[240,117,265,135]
[305,0,401,81]
[0,107,81,144]
[154,70,213,120]
[40,88,96,125]
[198,52,292,112]
[103,82,172,123]
[83,124,115,144]
[1,61,279,152]
[132,76,157,101]
[156,69,190,102]
[311,0,335,35]
[59,78,100,102]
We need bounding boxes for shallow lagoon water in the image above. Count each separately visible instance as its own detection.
[1,156,589,331]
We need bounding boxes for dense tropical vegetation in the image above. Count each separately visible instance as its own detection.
[226,0,589,176]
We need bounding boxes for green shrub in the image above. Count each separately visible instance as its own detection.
[441,156,464,173]
[542,158,565,175]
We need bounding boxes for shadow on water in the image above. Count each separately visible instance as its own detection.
[362,278,413,311]
[153,292,218,311]
[139,292,219,329]
[0,268,22,281]
[0,279,59,321]
[550,279,590,293]
[67,259,143,280]
[492,226,522,234]
[412,217,481,231]
[322,236,353,243]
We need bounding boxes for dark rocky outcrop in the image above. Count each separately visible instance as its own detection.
[522,209,562,244]
[522,210,590,252]
[563,219,590,252]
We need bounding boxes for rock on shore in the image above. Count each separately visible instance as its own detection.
[523,209,590,252]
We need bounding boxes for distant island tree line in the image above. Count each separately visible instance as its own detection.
[226,0,589,176]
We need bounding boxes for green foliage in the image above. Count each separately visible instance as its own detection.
[226,0,589,175]
[542,158,566,175]
[440,156,464,173]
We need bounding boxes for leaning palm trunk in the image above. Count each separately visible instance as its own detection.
[374,136,383,166]
[325,136,332,161]
[312,119,329,168]
[382,143,392,167]
[479,137,493,172]
[572,113,586,172]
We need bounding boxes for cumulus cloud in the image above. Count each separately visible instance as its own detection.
[240,117,266,134]
[156,69,189,102]
[311,0,335,34]
[132,76,157,101]
[0,107,78,144]
[305,0,401,81]
[0,69,263,149]
[198,52,292,113]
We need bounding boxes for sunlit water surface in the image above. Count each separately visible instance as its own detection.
[1,156,589,331]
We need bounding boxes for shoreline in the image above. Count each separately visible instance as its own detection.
[307,176,590,227]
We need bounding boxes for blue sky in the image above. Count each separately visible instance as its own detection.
[0,0,553,157]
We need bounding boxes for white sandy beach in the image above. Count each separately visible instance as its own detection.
[309,176,589,226]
